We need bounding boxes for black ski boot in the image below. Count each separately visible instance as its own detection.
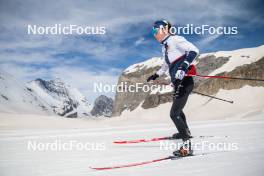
[172,128,192,139]
[173,139,193,157]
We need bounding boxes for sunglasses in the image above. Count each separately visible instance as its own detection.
[151,27,159,36]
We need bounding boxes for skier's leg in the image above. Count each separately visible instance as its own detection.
[180,111,192,136]
[180,111,189,129]
[172,111,192,139]
[170,76,194,140]
[170,94,189,139]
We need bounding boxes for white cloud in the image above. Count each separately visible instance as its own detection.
[0,0,259,63]
[0,0,261,102]
[134,37,145,46]
[0,63,51,81]
[197,34,222,49]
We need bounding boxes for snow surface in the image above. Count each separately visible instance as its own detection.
[0,113,263,176]
[0,85,263,175]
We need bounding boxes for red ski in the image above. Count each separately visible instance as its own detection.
[113,136,173,144]
[90,155,182,170]
[90,151,215,170]
[113,135,226,144]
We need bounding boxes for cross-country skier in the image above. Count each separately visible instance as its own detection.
[147,20,199,157]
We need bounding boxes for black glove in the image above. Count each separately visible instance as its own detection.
[147,73,159,82]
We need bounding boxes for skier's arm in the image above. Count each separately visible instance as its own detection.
[175,51,198,81]
[180,51,198,72]
[146,59,168,82]
[175,38,199,81]
[177,38,199,71]
[156,59,169,76]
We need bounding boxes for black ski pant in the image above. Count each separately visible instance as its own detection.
[170,76,194,140]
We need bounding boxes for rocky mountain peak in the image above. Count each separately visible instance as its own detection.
[91,95,113,117]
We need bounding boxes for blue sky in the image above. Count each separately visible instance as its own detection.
[0,0,263,102]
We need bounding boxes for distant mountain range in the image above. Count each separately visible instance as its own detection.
[0,70,113,118]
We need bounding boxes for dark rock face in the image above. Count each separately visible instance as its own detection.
[195,57,264,94]
[66,112,78,118]
[91,95,113,117]
[141,92,173,109]
[194,55,230,86]
[35,78,71,98]
[111,63,171,116]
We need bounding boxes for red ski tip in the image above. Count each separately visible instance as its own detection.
[90,156,172,170]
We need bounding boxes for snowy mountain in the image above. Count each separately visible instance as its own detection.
[28,78,93,118]
[0,70,53,115]
[112,45,264,116]
[91,95,113,117]
[0,69,93,117]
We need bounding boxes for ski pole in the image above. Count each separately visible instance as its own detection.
[149,81,234,104]
[187,74,264,82]
[192,91,234,104]
[166,90,234,104]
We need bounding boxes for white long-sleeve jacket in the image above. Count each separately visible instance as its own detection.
[157,35,199,76]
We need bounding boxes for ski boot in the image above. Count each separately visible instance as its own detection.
[173,139,193,157]
[172,128,192,139]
